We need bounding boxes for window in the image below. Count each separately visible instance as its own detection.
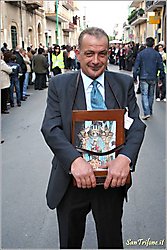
[11,26,17,49]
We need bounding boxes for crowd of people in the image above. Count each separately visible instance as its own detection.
[1,38,166,119]
[108,39,166,118]
[0,43,80,115]
[109,41,139,71]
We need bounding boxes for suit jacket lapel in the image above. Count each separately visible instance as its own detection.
[72,76,87,110]
[105,71,122,109]
[71,75,86,146]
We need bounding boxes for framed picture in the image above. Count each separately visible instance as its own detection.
[72,109,130,185]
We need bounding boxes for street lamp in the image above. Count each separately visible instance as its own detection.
[55,0,59,44]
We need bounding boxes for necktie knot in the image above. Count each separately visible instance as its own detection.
[92,80,99,88]
[91,80,106,110]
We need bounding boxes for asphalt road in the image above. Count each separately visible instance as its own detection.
[1,65,166,249]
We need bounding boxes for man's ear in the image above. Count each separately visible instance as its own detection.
[75,49,80,61]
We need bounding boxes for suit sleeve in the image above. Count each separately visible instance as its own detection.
[119,77,146,171]
[41,77,81,174]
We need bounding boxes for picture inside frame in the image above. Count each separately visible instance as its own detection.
[76,120,116,170]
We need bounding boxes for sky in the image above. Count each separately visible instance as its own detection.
[78,1,132,36]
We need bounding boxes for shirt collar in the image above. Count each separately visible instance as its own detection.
[81,70,105,90]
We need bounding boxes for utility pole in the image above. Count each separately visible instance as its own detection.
[55,0,59,44]
[20,0,24,48]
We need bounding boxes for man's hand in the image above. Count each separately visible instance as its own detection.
[71,157,96,189]
[102,155,130,189]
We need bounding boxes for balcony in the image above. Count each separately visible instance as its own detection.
[130,0,143,8]
[25,1,43,10]
[5,1,21,7]
[123,22,130,30]
[154,0,166,5]
[128,8,147,26]
[45,2,70,22]
[62,0,74,11]
[146,0,166,11]
[62,21,75,32]
[73,1,79,11]
[130,15,147,26]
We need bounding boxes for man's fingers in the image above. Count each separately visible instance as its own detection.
[104,175,112,189]
[76,178,82,188]
[110,177,118,188]
[90,174,96,188]
[121,177,127,186]
[84,177,92,188]
[76,173,96,189]
[81,178,87,189]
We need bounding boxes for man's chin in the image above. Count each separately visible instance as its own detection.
[89,69,104,79]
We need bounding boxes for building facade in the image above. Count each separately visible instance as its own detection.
[145,0,166,45]
[1,1,166,50]
[124,0,166,45]
[0,0,80,50]
[44,0,79,47]
[1,1,45,49]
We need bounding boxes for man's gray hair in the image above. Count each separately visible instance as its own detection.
[78,27,109,49]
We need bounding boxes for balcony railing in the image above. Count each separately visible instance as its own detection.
[45,1,70,22]
[25,1,43,10]
[62,21,75,32]
[128,8,146,25]
[146,0,166,11]
[154,0,166,5]
[5,1,21,7]
[62,0,74,11]
[146,0,154,9]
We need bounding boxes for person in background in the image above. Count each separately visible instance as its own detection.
[43,47,50,83]
[117,44,125,70]
[135,45,146,94]
[156,44,166,102]
[27,46,33,85]
[8,54,22,107]
[14,46,27,101]
[125,44,133,71]
[30,49,37,84]
[22,49,31,99]
[0,52,12,114]
[133,37,165,120]
[69,45,77,71]
[109,45,116,64]
[61,45,69,72]
[51,45,64,76]
[1,42,8,54]
[41,27,146,249]
[32,47,49,90]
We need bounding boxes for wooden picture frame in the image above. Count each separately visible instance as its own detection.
[72,109,131,185]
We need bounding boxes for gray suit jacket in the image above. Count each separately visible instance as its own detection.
[41,70,146,209]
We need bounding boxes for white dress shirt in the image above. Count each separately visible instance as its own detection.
[81,70,105,110]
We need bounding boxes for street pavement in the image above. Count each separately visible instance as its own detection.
[1,65,166,249]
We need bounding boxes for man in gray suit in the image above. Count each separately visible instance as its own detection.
[41,27,146,249]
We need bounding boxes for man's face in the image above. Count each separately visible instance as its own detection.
[76,34,109,79]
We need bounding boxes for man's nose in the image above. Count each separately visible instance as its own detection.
[92,54,99,64]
